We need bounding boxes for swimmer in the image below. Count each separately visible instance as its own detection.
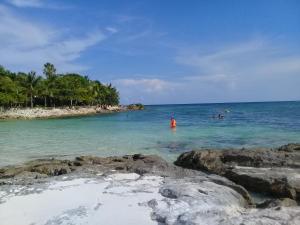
[170,116,177,128]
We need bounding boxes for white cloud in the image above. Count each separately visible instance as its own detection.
[113,78,181,104]
[115,78,175,93]
[115,39,300,104]
[105,27,118,34]
[0,5,106,73]
[171,38,300,102]
[6,0,44,8]
[176,38,300,78]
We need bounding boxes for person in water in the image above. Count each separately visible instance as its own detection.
[218,114,224,119]
[170,117,177,128]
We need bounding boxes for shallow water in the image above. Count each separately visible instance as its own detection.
[0,101,299,166]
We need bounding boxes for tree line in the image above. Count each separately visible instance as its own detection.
[0,63,119,108]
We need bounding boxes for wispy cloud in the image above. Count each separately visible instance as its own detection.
[115,78,177,93]
[174,38,300,101]
[5,0,71,9]
[6,0,43,8]
[0,5,107,73]
[115,38,300,104]
[113,78,180,104]
[176,38,300,78]
[105,27,118,34]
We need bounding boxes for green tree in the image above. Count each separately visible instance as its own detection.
[0,63,120,108]
[26,71,41,108]
[43,63,56,79]
[0,76,16,107]
[36,79,49,107]
[43,63,58,107]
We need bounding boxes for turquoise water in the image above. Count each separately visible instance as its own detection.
[0,101,299,166]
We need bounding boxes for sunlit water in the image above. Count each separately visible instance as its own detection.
[0,101,299,166]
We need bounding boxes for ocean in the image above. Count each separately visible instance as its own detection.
[0,101,299,167]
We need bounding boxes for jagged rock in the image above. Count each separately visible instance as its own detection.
[175,143,300,200]
[0,154,254,206]
[278,143,300,152]
[150,177,300,225]
[1,152,299,224]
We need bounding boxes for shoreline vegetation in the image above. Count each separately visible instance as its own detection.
[0,63,119,109]
[0,63,145,119]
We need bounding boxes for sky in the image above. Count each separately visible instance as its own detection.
[0,0,299,104]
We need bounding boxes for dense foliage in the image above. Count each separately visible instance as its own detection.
[0,63,119,108]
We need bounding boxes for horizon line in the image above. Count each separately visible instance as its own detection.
[142,99,300,106]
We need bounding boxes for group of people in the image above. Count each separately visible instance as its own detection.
[170,109,230,128]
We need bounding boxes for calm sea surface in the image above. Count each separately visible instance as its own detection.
[0,101,299,166]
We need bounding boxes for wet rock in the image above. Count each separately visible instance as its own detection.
[0,159,73,179]
[278,143,300,152]
[30,164,71,176]
[257,198,298,209]
[74,154,181,177]
[175,143,300,200]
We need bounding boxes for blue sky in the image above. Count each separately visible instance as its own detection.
[0,0,299,104]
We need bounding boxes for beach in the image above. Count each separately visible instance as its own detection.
[0,145,299,225]
[0,105,143,120]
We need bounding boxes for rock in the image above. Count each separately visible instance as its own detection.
[175,143,300,200]
[1,154,299,224]
[151,177,300,224]
[74,154,183,177]
[278,143,300,152]
[0,159,73,179]
[151,177,264,225]
[126,103,144,110]
[30,164,71,176]
[0,106,128,120]
[0,154,254,206]
[257,198,298,209]
[175,150,223,173]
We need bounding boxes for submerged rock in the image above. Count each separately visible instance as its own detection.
[175,143,300,200]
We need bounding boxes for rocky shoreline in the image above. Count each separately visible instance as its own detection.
[175,143,300,201]
[0,144,299,224]
[0,104,143,120]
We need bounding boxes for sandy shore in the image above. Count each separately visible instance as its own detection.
[0,152,299,225]
[0,106,129,120]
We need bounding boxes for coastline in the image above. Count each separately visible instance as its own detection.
[0,105,142,120]
[0,144,299,224]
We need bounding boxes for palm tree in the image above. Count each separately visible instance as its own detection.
[37,79,49,107]
[26,71,41,108]
[43,63,56,79]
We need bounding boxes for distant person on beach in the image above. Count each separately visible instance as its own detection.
[170,117,177,128]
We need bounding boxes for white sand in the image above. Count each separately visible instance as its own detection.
[0,174,164,225]
[1,173,299,225]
